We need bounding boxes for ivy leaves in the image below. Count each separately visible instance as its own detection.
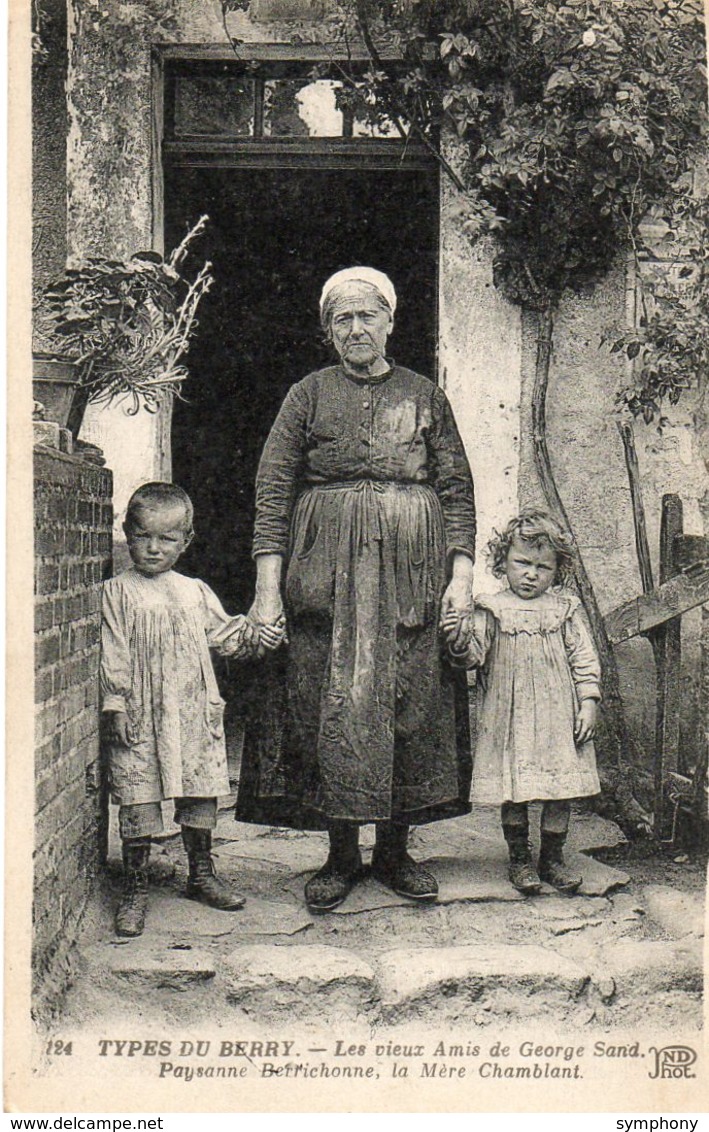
[611,196,709,425]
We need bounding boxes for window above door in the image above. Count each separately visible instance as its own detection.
[172,71,401,139]
[160,50,435,169]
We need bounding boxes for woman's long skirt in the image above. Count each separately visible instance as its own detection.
[236,481,471,829]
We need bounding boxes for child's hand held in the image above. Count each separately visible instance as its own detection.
[244,621,259,649]
[441,609,461,634]
[257,615,288,656]
[260,623,285,651]
[442,610,472,652]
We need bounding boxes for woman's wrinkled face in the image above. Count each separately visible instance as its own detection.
[125,503,192,576]
[327,283,393,369]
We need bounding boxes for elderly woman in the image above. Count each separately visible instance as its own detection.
[238,267,477,912]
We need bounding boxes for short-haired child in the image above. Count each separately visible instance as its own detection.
[101,482,284,936]
[443,508,601,894]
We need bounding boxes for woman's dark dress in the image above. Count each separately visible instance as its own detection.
[236,364,477,830]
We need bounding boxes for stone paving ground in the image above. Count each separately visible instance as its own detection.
[52,803,706,1039]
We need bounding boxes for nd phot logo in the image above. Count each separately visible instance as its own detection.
[648,1045,697,1079]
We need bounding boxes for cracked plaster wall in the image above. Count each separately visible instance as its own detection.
[519,274,708,766]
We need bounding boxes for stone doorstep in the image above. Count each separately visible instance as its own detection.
[585,939,705,994]
[222,943,376,1005]
[641,885,706,940]
[375,945,589,1010]
[82,940,217,988]
[80,936,703,1017]
[144,891,315,940]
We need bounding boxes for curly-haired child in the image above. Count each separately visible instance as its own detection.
[443,508,601,895]
[101,482,284,937]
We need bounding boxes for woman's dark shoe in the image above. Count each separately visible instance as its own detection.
[115,838,151,937]
[503,824,542,895]
[371,821,438,902]
[305,854,363,912]
[371,851,439,902]
[182,827,246,910]
[538,832,582,893]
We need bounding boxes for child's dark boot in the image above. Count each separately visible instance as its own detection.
[115,837,151,937]
[538,831,582,893]
[182,827,245,910]
[503,825,542,894]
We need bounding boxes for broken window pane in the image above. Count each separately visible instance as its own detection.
[351,90,403,138]
[353,115,402,138]
[263,78,344,137]
[174,76,255,137]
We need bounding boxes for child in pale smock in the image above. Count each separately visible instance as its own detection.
[101,482,284,937]
[444,509,601,895]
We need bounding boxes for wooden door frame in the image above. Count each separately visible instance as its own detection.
[151,43,442,478]
[151,42,439,227]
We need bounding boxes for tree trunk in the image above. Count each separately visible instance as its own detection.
[531,306,651,833]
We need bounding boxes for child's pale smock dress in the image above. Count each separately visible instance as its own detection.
[101,568,252,806]
[464,589,602,805]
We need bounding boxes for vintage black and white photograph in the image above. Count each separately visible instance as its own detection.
[8,0,709,1113]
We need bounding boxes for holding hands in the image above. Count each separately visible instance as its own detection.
[258,614,288,655]
[247,553,288,657]
[441,608,472,654]
[440,552,475,653]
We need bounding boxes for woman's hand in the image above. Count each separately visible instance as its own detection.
[248,591,284,628]
[575,699,598,745]
[248,553,284,629]
[440,553,474,629]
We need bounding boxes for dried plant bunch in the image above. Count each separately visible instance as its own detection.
[43,216,213,414]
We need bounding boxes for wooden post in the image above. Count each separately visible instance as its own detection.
[653,494,683,841]
[693,603,709,842]
[618,420,654,594]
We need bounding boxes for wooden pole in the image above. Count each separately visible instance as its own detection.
[654,494,683,841]
[618,420,654,594]
[693,605,709,841]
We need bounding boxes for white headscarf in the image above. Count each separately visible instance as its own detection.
[319,267,397,316]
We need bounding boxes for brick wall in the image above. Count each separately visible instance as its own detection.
[34,445,112,1017]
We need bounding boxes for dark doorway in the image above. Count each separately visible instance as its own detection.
[166,166,439,611]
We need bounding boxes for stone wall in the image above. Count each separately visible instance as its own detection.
[34,446,112,1017]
